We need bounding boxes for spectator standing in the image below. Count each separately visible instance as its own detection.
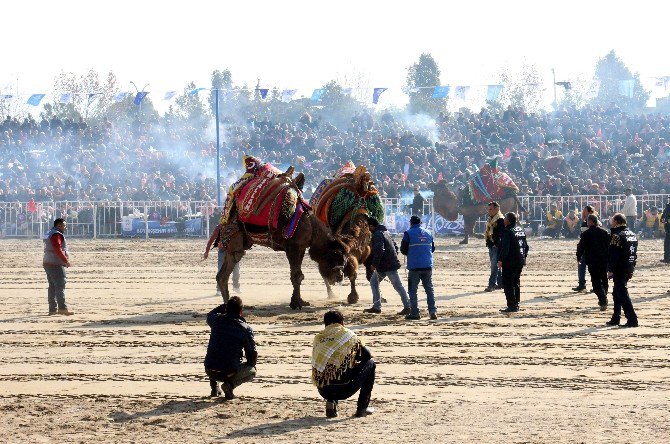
[204,222,241,296]
[400,215,437,320]
[43,218,73,315]
[661,200,670,263]
[497,212,529,313]
[573,205,597,292]
[484,202,505,292]
[411,185,425,216]
[622,188,638,232]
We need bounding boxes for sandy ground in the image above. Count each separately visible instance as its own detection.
[0,236,669,443]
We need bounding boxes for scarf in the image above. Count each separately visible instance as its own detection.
[485,211,503,241]
[311,323,362,388]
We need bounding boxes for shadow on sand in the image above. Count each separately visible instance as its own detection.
[222,415,350,439]
[109,397,220,423]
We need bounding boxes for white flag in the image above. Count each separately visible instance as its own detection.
[113,92,129,102]
[281,89,297,103]
[164,91,177,101]
[59,93,73,104]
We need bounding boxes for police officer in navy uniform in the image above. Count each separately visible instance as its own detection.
[606,213,639,327]
[497,212,529,313]
[576,214,610,311]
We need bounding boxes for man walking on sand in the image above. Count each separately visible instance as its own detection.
[43,218,74,315]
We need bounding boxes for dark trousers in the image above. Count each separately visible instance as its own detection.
[501,265,522,309]
[577,259,587,287]
[207,364,256,390]
[587,263,608,305]
[664,229,670,262]
[626,217,636,233]
[612,275,637,324]
[318,359,376,411]
[44,266,67,312]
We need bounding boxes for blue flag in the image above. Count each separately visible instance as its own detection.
[190,87,206,95]
[59,93,73,104]
[0,94,13,100]
[27,94,46,106]
[372,87,387,104]
[134,91,149,105]
[311,88,326,102]
[113,92,129,102]
[432,86,449,99]
[164,91,177,101]
[486,85,504,102]
[258,88,269,99]
[281,89,297,103]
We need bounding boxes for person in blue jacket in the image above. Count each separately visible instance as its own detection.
[400,215,437,320]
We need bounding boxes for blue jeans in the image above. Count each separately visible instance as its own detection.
[578,259,586,287]
[370,270,410,310]
[44,266,67,311]
[408,269,436,316]
[488,247,502,288]
[218,249,240,289]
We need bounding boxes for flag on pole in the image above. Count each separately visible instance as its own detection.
[281,89,297,103]
[432,86,449,99]
[88,93,100,104]
[164,91,177,101]
[342,87,353,96]
[113,92,129,102]
[59,93,73,104]
[257,88,269,99]
[0,94,13,100]
[134,91,149,105]
[311,88,326,102]
[372,87,387,104]
[190,87,206,95]
[27,94,45,106]
[486,85,503,102]
[454,86,470,100]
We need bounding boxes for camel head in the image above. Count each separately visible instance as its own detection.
[315,238,350,285]
[429,180,459,221]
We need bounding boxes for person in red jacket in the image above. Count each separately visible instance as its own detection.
[43,218,73,315]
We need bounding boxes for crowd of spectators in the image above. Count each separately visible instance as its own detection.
[2,102,670,209]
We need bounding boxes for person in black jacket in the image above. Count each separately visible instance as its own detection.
[363,217,410,315]
[661,200,670,263]
[576,214,610,310]
[606,214,639,327]
[204,296,257,398]
[484,201,505,292]
[497,212,529,313]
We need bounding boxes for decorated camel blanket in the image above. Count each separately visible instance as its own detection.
[310,161,384,232]
[467,158,519,204]
[235,171,309,238]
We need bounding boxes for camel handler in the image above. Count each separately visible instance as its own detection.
[312,310,376,418]
[203,221,241,296]
[497,212,529,313]
[204,296,257,399]
[43,218,74,315]
[363,217,411,315]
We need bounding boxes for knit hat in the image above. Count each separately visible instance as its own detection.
[410,215,421,225]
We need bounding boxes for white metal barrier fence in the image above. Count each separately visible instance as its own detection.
[1,195,667,238]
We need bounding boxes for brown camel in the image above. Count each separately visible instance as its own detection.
[430,181,525,244]
[322,213,373,305]
[216,211,352,310]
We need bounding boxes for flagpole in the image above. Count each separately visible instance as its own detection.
[215,88,221,208]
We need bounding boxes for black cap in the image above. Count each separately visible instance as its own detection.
[410,215,421,225]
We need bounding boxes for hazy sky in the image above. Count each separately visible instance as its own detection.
[3,0,669,107]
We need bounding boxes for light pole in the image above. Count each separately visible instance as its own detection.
[130,81,150,117]
[215,88,221,207]
[551,68,557,110]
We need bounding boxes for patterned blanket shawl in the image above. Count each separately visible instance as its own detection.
[311,323,362,388]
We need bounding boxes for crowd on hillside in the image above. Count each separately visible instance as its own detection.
[1,102,670,208]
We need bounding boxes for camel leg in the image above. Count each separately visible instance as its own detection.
[216,251,239,303]
[325,279,336,299]
[460,216,475,244]
[287,246,309,310]
[345,261,359,304]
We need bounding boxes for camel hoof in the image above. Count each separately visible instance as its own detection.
[299,299,311,307]
[290,299,302,310]
[347,293,359,305]
[459,238,469,245]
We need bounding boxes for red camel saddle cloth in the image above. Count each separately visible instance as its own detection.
[236,176,300,229]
